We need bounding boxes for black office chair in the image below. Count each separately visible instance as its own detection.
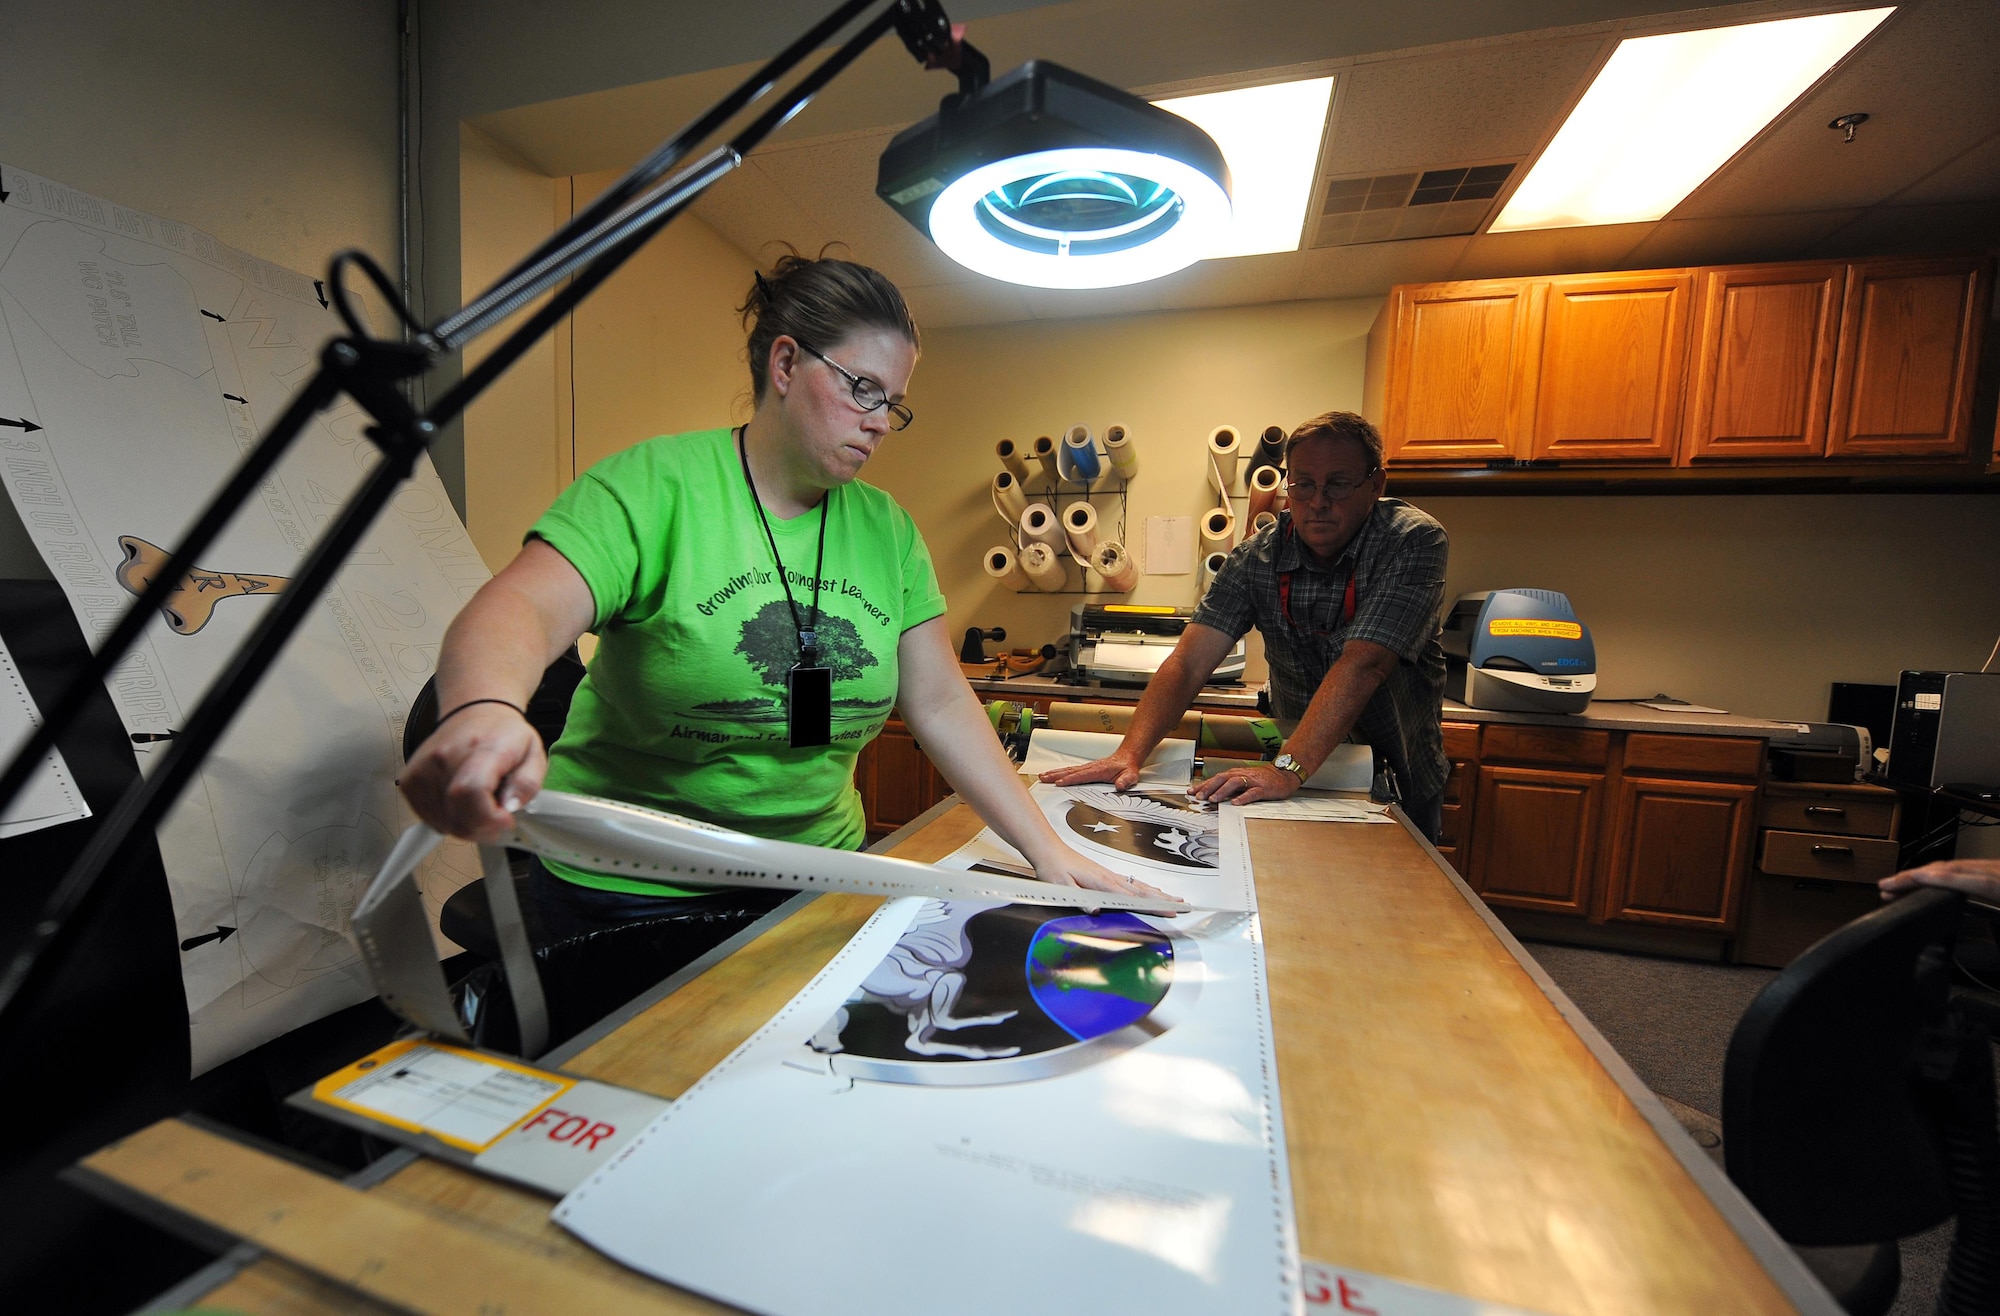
[402,652,783,1052]
[1724,886,2000,1315]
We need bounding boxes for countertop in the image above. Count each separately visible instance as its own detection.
[962,673,1812,740]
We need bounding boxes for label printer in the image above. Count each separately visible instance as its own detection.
[1070,604,1247,687]
[1441,589,1597,714]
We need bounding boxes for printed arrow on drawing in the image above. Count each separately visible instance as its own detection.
[314,279,329,309]
[179,925,237,952]
[0,175,10,205]
[0,418,42,433]
[200,309,226,323]
[223,393,247,404]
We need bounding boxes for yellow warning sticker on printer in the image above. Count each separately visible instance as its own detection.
[1488,619,1582,640]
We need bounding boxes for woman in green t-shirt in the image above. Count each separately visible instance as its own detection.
[400,255,1167,933]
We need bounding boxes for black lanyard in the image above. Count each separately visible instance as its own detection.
[737,427,828,664]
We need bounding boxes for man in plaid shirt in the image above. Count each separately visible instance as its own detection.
[1042,411,1450,841]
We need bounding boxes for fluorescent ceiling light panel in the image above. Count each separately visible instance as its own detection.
[1155,76,1334,258]
[1491,8,1892,232]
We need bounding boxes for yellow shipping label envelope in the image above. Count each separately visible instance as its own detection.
[313,1038,575,1152]
[1488,618,1582,640]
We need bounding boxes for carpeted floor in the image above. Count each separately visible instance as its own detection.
[1523,941,1951,1316]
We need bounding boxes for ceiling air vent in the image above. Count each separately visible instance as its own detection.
[1311,162,1517,247]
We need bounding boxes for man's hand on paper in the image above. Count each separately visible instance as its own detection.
[1189,762,1301,806]
[399,704,545,843]
[1030,845,1180,911]
[1039,749,1144,792]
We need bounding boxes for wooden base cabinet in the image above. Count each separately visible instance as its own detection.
[1467,766,1604,916]
[1599,776,1757,931]
[855,718,949,845]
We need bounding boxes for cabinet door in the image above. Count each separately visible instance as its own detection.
[867,719,941,836]
[1467,766,1604,915]
[1682,263,1843,461]
[1531,271,1692,462]
[1600,776,1756,931]
[1381,281,1541,464]
[1827,258,1987,458]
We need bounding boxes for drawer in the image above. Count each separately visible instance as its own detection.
[1759,829,1900,883]
[1481,724,1610,768]
[1734,870,1884,968]
[1439,801,1467,847]
[1624,733,1762,780]
[1442,722,1480,758]
[1760,789,1898,838]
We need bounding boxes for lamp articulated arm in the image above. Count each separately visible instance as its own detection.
[0,0,982,1041]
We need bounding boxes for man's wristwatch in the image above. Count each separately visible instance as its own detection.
[1272,753,1308,784]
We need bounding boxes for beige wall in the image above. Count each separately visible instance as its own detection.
[861,300,2000,724]
[569,170,759,471]
[868,299,1390,683]
[456,155,761,570]
[0,0,399,578]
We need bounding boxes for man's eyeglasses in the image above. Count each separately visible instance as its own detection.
[1284,468,1381,504]
[798,342,914,431]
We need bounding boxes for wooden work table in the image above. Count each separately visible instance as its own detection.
[94,799,1832,1316]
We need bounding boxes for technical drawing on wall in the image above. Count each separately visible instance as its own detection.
[0,164,487,1071]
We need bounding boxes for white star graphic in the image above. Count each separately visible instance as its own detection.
[1087,821,1120,833]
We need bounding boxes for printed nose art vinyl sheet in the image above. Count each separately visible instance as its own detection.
[553,892,1300,1315]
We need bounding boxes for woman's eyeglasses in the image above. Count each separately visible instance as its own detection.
[798,342,914,431]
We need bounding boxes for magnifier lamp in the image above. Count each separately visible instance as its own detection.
[0,0,1230,1039]
[880,61,1233,288]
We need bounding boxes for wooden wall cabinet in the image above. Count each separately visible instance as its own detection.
[1370,280,1540,464]
[1367,253,1990,474]
[1827,257,1986,458]
[1682,262,1844,462]
[1532,271,1691,463]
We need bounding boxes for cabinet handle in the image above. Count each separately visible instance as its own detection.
[1811,844,1854,856]
[1804,806,1847,818]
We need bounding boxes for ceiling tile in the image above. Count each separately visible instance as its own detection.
[1019,282,1164,321]
[1620,210,1864,268]
[903,279,1035,330]
[1294,236,1473,299]
[1154,252,1306,311]
[1809,199,2000,258]
[1673,0,2000,219]
[1890,130,2000,205]
[1318,37,1606,179]
[688,158,835,265]
[1446,222,1653,280]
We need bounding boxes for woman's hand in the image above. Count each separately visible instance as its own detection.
[1029,845,1181,910]
[1189,762,1300,805]
[1879,858,2000,904]
[399,704,547,843]
[1039,750,1144,791]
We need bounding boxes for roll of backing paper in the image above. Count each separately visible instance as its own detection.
[1248,424,1286,479]
[1061,500,1099,557]
[1090,540,1138,592]
[1102,423,1139,479]
[992,470,1028,523]
[1253,510,1278,535]
[1207,425,1242,493]
[1200,505,1235,550]
[1031,434,1060,489]
[1020,503,1064,551]
[995,438,1030,482]
[983,545,1031,590]
[1019,541,1066,591]
[1192,544,1224,592]
[1047,701,1279,753]
[1060,424,1102,485]
[1247,463,1283,521]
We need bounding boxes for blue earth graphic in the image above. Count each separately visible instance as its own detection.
[1025,911,1174,1042]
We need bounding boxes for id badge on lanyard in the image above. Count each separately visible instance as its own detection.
[788,640,832,749]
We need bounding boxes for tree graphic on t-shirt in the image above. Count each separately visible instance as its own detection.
[735,600,879,686]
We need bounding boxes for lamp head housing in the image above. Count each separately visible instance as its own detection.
[878,61,1232,289]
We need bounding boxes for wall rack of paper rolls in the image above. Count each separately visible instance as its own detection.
[983,422,1291,597]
